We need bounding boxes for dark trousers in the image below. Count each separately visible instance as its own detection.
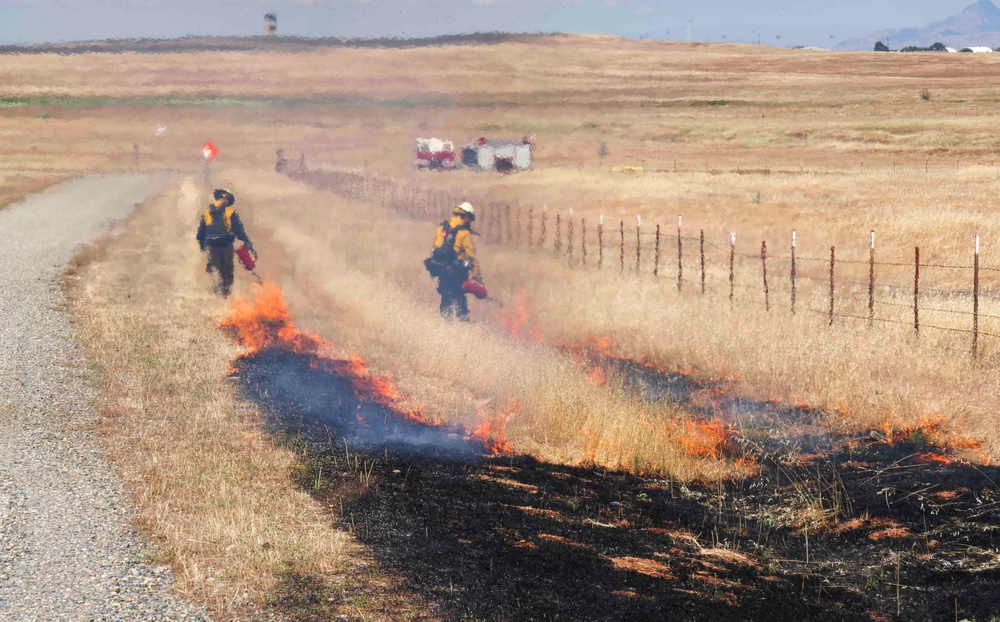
[206,244,235,297]
[437,276,469,320]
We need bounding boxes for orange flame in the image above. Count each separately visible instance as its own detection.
[557,335,619,385]
[914,452,952,465]
[680,419,733,460]
[466,401,517,455]
[221,281,523,453]
[881,414,989,465]
[218,280,324,355]
[493,289,542,343]
[219,281,432,425]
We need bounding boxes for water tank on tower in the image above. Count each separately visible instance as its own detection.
[264,13,277,36]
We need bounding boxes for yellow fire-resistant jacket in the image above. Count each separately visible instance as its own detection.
[432,216,480,280]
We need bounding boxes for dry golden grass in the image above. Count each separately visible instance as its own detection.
[0,173,68,209]
[65,178,431,620]
[229,167,1000,462]
[220,169,734,480]
[19,34,1000,614]
[29,35,1000,462]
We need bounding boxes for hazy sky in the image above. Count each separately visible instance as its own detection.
[0,0,988,47]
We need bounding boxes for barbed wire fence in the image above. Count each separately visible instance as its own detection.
[289,168,1000,362]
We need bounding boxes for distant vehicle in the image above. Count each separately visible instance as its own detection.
[415,137,457,170]
[461,137,533,173]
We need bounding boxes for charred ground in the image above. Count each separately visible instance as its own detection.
[231,346,1000,622]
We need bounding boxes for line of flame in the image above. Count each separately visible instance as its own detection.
[220,280,512,453]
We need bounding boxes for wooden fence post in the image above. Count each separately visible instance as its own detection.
[491,202,500,243]
[700,229,705,295]
[505,204,513,243]
[829,246,836,326]
[554,214,562,256]
[598,215,604,269]
[729,231,735,307]
[654,224,661,277]
[515,206,523,247]
[539,205,548,248]
[869,230,875,326]
[482,203,491,243]
[620,220,625,275]
[914,246,920,338]
[527,207,534,247]
[635,215,641,272]
[677,215,683,292]
[567,208,575,261]
[761,240,769,312]
[791,230,797,315]
[974,234,980,359]
[582,219,588,266]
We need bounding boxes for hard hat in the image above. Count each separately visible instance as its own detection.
[213,188,235,205]
[453,201,475,219]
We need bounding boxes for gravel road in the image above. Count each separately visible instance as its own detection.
[0,176,210,621]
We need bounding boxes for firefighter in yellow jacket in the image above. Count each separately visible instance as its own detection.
[427,202,482,320]
[196,189,254,297]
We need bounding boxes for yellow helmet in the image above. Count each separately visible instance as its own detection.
[213,188,235,205]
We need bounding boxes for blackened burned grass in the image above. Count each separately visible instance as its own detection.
[231,348,1000,621]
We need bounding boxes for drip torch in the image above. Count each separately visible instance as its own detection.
[236,245,263,284]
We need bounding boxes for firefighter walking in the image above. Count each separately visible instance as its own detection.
[426,202,484,320]
[197,188,255,297]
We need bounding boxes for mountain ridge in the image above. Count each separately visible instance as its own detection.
[837,0,1000,50]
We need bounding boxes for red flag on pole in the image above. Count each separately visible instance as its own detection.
[202,140,219,161]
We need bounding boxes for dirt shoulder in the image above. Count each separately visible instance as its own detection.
[0,175,208,620]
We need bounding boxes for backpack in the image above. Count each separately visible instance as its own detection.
[202,207,235,246]
[424,221,469,280]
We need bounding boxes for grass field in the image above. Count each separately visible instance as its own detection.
[12,35,1000,618]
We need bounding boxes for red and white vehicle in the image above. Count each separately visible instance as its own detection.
[415,137,457,170]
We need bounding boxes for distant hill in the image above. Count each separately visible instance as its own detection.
[837,0,1000,50]
[0,32,549,55]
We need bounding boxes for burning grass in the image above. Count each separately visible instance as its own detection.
[26,35,1000,620]
[64,179,430,620]
[233,170,761,482]
[220,279,513,455]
